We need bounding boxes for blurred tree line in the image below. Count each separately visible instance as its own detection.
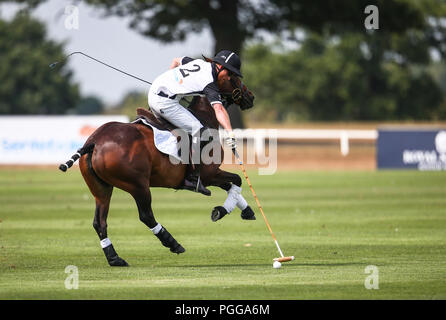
[243,34,446,121]
[1,0,446,122]
[0,11,104,115]
[0,12,79,114]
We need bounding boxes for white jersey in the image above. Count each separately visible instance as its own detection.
[150,57,222,105]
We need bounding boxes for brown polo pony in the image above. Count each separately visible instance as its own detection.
[59,76,255,266]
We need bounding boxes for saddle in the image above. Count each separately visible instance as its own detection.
[134,107,213,196]
[134,107,197,171]
[135,107,177,132]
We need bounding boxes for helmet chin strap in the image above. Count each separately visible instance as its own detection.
[215,63,224,77]
[214,63,240,99]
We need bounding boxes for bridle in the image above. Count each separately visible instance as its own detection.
[218,71,243,104]
[214,63,253,110]
[229,77,243,104]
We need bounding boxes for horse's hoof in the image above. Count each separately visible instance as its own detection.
[170,245,186,254]
[241,206,256,220]
[108,257,129,267]
[211,206,228,222]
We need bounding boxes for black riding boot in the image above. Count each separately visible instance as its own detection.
[183,164,211,196]
[181,127,211,196]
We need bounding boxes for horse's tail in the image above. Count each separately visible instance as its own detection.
[59,143,95,172]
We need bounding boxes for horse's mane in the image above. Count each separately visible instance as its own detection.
[184,96,220,129]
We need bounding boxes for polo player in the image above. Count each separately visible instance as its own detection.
[148,50,242,196]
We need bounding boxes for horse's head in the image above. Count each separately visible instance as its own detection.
[216,68,255,111]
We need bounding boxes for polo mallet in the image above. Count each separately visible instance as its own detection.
[49,51,153,85]
[232,148,294,263]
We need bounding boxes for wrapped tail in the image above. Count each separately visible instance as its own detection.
[59,143,94,172]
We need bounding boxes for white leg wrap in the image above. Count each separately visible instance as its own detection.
[226,185,248,210]
[230,185,242,194]
[150,223,162,235]
[236,194,248,210]
[223,185,242,214]
[223,194,238,214]
[100,238,112,248]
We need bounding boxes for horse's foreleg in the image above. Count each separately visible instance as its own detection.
[132,188,185,255]
[208,169,256,221]
[226,185,255,219]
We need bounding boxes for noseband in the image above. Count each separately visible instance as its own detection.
[216,67,253,109]
[223,76,243,104]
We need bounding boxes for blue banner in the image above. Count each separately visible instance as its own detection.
[377,129,446,170]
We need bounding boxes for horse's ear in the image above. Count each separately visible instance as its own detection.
[202,54,213,63]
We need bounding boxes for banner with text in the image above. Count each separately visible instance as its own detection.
[377,128,446,170]
[0,116,129,164]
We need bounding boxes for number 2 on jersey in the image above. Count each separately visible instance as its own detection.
[179,64,201,78]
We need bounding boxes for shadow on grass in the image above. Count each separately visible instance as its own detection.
[172,262,366,268]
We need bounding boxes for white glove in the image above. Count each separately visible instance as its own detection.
[225,131,237,150]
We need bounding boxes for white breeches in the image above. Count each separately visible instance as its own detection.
[148,90,203,136]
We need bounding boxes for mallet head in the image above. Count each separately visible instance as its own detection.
[273,256,295,263]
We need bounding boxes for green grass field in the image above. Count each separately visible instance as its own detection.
[0,168,445,299]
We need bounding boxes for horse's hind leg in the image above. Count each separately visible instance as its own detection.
[79,157,128,267]
[93,194,129,266]
[131,188,185,254]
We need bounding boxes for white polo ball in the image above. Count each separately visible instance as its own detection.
[273,261,282,269]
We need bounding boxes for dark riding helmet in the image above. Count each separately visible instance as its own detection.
[205,50,243,78]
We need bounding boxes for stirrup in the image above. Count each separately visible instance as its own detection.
[195,176,202,192]
[182,175,211,196]
[195,176,211,196]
